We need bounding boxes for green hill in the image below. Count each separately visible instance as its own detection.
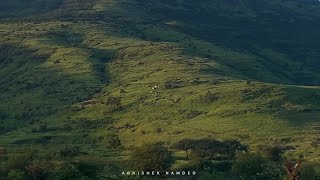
[0,0,320,179]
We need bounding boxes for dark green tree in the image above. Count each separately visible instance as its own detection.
[129,142,172,171]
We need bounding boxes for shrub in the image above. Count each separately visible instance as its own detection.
[266,146,284,162]
[4,153,34,171]
[31,123,48,133]
[59,146,83,158]
[164,80,181,89]
[311,140,320,148]
[108,136,121,149]
[232,153,283,180]
[201,91,219,103]
[49,156,104,180]
[224,140,249,159]
[39,123,48,132]
[197,172,235,180]
[184,110,203,119]
[173,139,247,160]
[300,163,320,180]
[211,161,233,172]
[105,97,122,111]
[154,128,162,133]
[7,169,27,180]
[188,150,206,168]
[100,162,121,179]
[49,162,82,180]
[25,162,50,180]
[129,142,172,171]
[0,147,6,157]
[74,157,103,179]
[233,153,265,177]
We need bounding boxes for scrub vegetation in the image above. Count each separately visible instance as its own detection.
[0,0,320,179]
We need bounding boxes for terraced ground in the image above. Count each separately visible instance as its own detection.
[0,0,320,179]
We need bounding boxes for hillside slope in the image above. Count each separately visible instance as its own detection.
[0,0,320,176]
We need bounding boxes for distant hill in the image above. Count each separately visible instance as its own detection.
[0,0,63,18]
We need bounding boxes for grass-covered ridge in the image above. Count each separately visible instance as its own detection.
[0,0,320,179]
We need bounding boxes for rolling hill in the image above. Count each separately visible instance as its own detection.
[0,0,320,179]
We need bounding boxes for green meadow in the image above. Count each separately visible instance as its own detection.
[0,0,320,179]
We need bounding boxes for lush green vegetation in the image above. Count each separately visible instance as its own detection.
[0,0,320,179]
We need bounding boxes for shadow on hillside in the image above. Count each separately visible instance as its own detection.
[1,0,320,88]
[103,0,320,86]
[0,0,63,18]
[283,111,320,127]
[0,40,113,133]
[44,28,115,84]
[4,0,319,85]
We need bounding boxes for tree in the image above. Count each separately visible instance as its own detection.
[173,139,247,160]
[224,140,248,158]
[232,153,283,180]
[233,153,267,179]
[129,142,172,171]
[284,160,302,180]
[172,139,194,159]
[266,146,284,162]
[49,158,103,180]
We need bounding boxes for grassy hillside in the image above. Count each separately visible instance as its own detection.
[0,0,320,179]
